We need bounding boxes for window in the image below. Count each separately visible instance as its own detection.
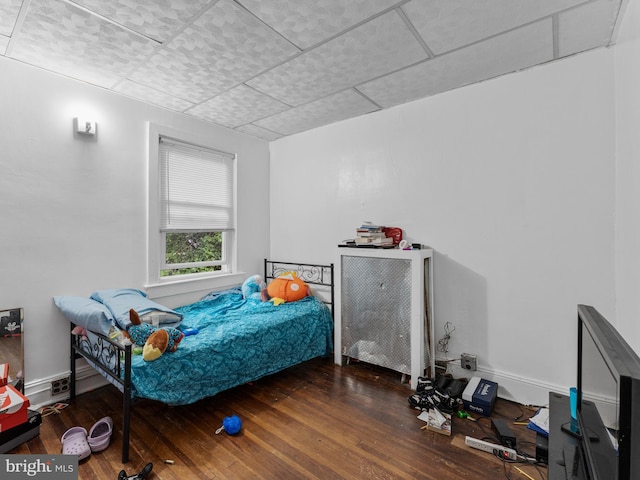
[148,124,236,284]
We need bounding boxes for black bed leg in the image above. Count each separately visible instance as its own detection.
[122,344,132,463]
[122,394,130,463]
[69,323,76,400]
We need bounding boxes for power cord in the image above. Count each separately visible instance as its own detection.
[473,416,547,480]
[494,452,547,480]
[437,321,455,355]
[490,444,547,480]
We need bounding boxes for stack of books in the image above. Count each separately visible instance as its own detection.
[354,222,393,246]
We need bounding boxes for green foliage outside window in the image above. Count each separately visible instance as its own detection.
[162,232,222,276]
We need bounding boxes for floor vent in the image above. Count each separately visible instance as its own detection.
[51,377,71,395]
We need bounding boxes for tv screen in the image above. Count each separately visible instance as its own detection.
[577,305,640,480]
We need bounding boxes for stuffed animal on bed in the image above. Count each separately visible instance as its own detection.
[261,273,310,306]
[123,309,184,362]
[241,274,266,300]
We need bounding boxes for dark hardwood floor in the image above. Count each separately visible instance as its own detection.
[12,358,547,479]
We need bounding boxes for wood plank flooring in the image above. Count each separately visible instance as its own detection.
[11,358,547,479]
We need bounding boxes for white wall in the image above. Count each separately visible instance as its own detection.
[270,48,618,405]
[0,58,270,404]
[615,0,640,353]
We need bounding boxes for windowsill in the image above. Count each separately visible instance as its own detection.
[145,272,246,299]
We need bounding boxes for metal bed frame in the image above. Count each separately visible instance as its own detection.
[263,259,334,317]
[70,259,334,463]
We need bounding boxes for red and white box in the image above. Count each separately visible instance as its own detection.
[0,384,29,432]
[0,364,8,387]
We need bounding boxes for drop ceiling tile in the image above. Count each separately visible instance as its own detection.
[248,10,427,106]
[360,19,554,108]
[186,84,290,129]
[1,0,625,141]
[114,79,194,111]
[235,124,283,141]
[240,0,398,49]
[404,0,586,55]
[130,0,299,103]
[253,89,378,136]
[558,0,619,57]
[9,0,157,88]
[0,0,21,36]
[0,35,9,54]
[72,0,210,42]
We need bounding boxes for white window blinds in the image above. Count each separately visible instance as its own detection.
[159,137,235,232]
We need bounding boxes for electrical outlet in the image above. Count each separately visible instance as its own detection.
[51,376,70,395]
[461,353,477,371]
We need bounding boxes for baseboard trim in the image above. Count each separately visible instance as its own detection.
[26,360,566,410]
[441,361,564,407]
[481,368,563,407]
[25,362,108,410]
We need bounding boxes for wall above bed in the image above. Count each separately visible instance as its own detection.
[0,56,271,407]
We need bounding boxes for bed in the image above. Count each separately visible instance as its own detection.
[63,260,334,463]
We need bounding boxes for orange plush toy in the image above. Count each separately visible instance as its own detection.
[262,274,309,305]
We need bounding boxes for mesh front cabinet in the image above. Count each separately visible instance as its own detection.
[336,248,434,389]
[342,256,412,374]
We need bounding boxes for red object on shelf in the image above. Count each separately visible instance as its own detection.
[382,227,403,245]
[0,384,29,432]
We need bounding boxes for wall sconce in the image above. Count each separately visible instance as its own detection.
[74,117,96,136]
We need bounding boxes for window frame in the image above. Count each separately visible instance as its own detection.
[147,123,238,288]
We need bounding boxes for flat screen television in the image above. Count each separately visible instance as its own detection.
[575,304,640,480]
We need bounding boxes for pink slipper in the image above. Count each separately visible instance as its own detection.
[61,426,91,460]
[88,416,113,452]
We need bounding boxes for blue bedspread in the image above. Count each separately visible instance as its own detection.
[127,288,333,405]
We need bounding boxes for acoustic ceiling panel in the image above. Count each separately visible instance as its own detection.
[114,79,195,111]
[72,0,210,42]
[0,0,21,37]
[403,0,587,55]
[10,0,157,88]
[247,10,428,106]
[129,0,299,103]
[0,0,626,140]
[240,0,399,49]
[186,84,290,129]
[359,19,554,108]
[558,0,619,57]
[253,89,378,136]
[235,123,283,142]
[0,36,9,55]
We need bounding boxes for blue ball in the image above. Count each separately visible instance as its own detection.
[222,415,242,435]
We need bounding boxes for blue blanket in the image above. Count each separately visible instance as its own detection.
[127,288,333,405]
